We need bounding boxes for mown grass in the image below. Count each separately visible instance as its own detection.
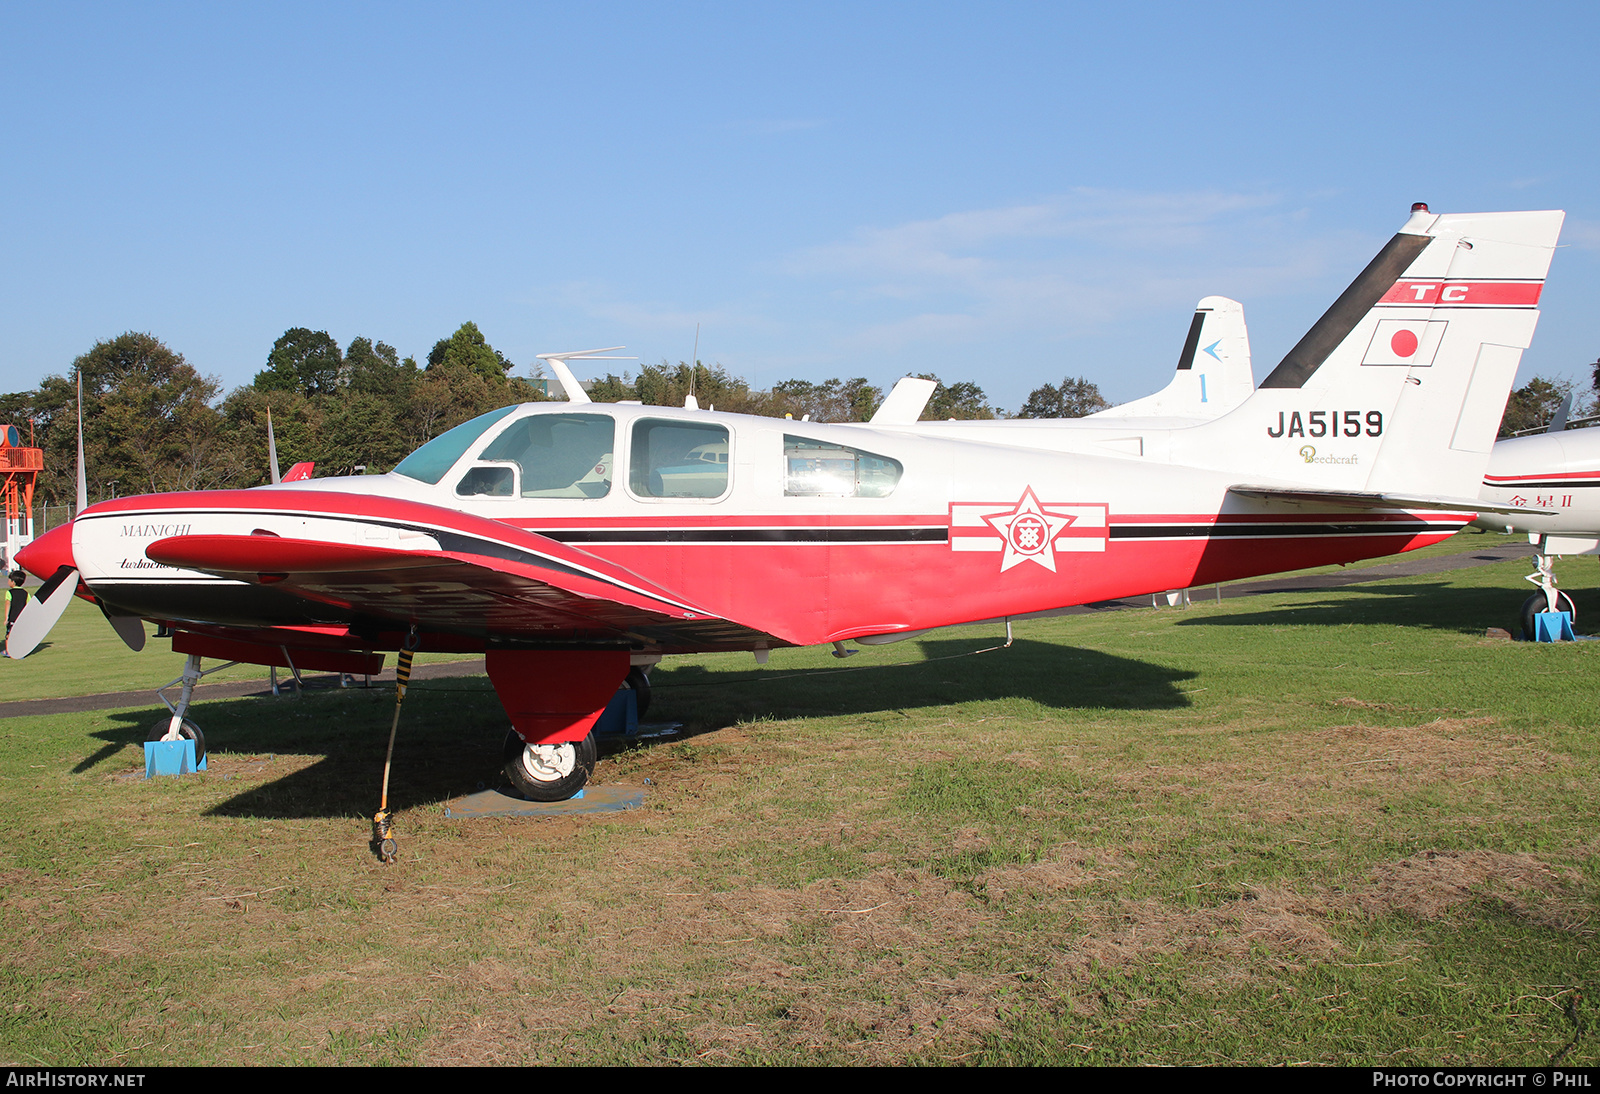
[0,531,1595,1065]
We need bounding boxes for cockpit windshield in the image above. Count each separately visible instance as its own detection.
[392,406,518,485]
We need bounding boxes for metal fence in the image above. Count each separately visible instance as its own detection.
[1,505,76,553]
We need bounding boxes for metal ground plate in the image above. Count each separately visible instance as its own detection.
[444,784,646,818]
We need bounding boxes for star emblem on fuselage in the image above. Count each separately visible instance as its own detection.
[981,487,1078,572]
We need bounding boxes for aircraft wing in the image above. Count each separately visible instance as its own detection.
[145,527,780,653]
[1228,485,1557,517]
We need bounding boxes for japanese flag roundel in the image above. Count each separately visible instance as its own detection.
[1363,319,1448,367]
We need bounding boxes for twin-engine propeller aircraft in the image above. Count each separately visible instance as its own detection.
[9,205,1565,802]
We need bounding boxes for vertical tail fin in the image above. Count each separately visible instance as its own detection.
[1093,296,1254,420]
[1180,205,1564,498]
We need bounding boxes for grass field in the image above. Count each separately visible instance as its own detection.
[0,531,1596,1065]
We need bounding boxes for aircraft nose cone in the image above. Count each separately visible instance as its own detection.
[13,522,75,580]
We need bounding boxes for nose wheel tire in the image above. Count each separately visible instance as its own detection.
[146,718,206,765]
[503,730,597,802]
[1520,591,1576,640]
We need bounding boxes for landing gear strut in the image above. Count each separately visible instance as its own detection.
[1522,544,1578,639]
[149,653,237,764]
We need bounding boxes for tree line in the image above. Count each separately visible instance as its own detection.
[12,318,1577,510]
[2,324,1095,507]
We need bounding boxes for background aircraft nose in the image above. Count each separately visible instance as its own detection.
[13,522,75,580]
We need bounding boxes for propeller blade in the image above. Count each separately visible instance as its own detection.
[98,601,147,652]
[267,406,281,484]
[75,372,87,513]
[5,566,80,659]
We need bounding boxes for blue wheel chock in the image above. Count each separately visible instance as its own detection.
[144,739,207,778]
[592,688,639,738]
[1533,611,1575,643]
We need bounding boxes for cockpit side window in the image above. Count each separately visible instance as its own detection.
[455,465,514,497]
[474,413,615,498]
[392,405,517,485]
[784,436,902,498]
[629,420,730,499]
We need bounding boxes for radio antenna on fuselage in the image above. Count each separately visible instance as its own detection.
[685,324,701,410]
[536,346,636,405]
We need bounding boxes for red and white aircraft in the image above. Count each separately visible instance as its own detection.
[9,205,1565,801]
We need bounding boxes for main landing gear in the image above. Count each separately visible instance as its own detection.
[503,729,598,801]
[486,648,633,803]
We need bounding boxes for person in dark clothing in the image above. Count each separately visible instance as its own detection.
[5,572,26,636]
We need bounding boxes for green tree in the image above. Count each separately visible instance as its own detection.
[1016,376,1108,419]
[636,361,753,409]
[217,387,323,486]
[1499,376,1572,437]
[914,374,995,420]
[344,336,415,397]
[763,378,882,422]
[255,328,344,397]
[24,333,225,502]
[584,373,633,402]
[426,322,513,384]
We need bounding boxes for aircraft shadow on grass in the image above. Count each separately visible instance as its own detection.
[1175,580,1588,635]
[81,637,1195,820]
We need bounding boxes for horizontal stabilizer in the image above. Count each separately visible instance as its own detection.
[1229,484,1555,517]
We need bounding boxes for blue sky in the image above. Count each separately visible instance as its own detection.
[3,1,1597,413]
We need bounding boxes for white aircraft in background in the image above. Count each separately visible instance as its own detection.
[872,295,1255,431]
[1089,296,1256,423]
[1473,416,1600,633]
[8,205,1564,814]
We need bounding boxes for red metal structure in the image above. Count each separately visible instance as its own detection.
[0,422,43,565]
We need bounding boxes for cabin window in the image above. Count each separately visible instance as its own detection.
[784,436,902,498]
[392,405,517,485]
[472,413,615,498]
[629,419,730,499]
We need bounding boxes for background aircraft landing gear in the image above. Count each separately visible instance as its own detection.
[146,717,205,765]
[503,730,598,801]
[1521,589,1576,641]
[1521,546,1577,640]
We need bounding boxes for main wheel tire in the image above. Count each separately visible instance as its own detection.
[503,729,597,802]
[146,717,206,764]
[624,666,652,719]
[1520,590,1576,640]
